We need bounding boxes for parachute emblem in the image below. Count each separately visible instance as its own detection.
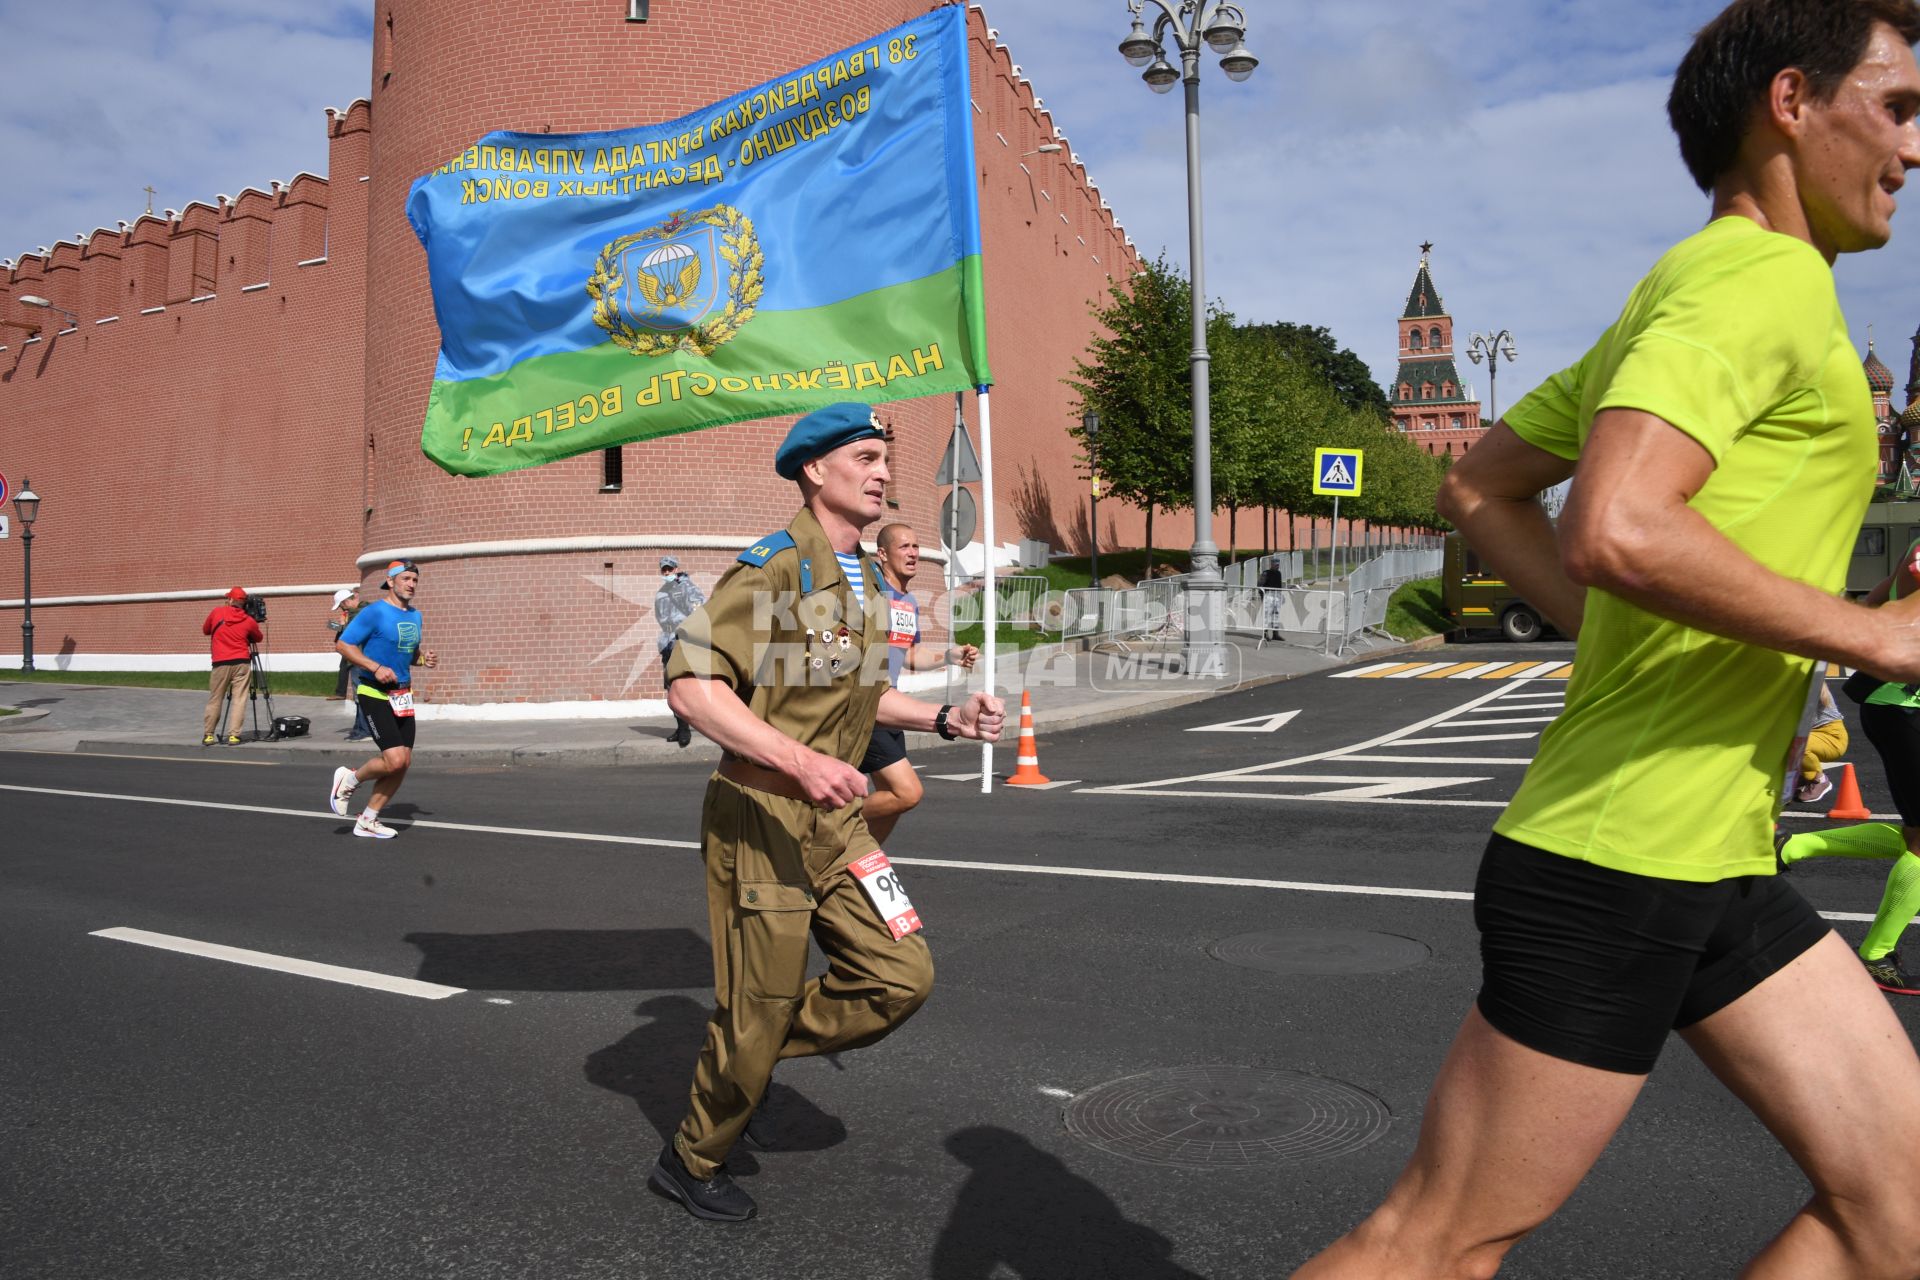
[587,203,765,357]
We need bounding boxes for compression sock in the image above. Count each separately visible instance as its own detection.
[1780,823,1906,867]
[1861,851,1920,962]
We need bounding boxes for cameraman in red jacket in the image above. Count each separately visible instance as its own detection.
[202,587,262,746]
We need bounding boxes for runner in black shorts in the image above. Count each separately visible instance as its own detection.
[1298,5,1920,1275]
[861,523,976,844]
[328,561,438,839]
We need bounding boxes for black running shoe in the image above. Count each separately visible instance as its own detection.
[1863,951,1920,996]
[1773,827,1793,876]
[649,1142,756,1222]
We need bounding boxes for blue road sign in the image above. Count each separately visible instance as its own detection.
[1312,447,1363,497]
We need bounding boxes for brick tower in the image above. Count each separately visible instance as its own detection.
[1388,243,1483,458]
[1864,339,1897,486]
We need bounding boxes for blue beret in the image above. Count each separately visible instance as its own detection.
[774,402,885,480]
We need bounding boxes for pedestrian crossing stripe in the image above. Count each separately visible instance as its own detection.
[1335,660,1572,680]
[1335,659,1852,682]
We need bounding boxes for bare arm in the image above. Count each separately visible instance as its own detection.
[1436,422,1584,636]
[875,688,1004,739]
[667,675,868,808]
[906,641,978,672]
[1556,408,1920,677]
[335,640,397,687]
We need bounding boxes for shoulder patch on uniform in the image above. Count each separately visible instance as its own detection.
[737,531,796,566]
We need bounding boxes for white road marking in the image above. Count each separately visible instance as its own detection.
[1429,715,1558,727]
[1003,779,1081,790]
[0,783,701,849]
[1447,662,1519,678]
[1341,754,1533,765]
[1385,663,1462,679]
[1187,709,1301,733]
[1395,732,1541,745]
[11,748,277,767]
[1084,788,1508,807]
[15,786,1885,925]
[1038,1086,1076,1099]
[90,927,464,1000]
[1332,662,1408,678]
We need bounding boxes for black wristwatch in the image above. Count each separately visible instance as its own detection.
[934,704,959,740]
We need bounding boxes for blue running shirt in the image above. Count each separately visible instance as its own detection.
[340,599,423,690]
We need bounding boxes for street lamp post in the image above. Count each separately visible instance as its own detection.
[1118,1,1256,677]
[13,479,40,673]
[1083,410,1101,587]
[1465,328,1518,426]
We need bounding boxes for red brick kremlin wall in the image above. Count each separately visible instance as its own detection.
[0,110,370,670]
[0,2,1207,702]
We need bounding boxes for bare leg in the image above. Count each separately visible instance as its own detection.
[358,746,410,813]
[1678,931,1920,1279]
[1292,1006,1645,1280]
[862,758,923,846]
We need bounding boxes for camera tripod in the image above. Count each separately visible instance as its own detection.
[244,632,285,741]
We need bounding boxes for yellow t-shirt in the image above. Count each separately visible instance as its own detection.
[1495,217,1876,881]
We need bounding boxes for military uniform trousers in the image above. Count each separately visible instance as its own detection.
[675,773,934,1178]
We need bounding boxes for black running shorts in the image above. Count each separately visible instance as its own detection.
[1861,701,1920,827]
[859,727,908,774]
[1473,832,1830,1075]
[356,692,417,751]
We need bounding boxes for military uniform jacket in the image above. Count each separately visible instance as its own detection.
[665,506,891,766]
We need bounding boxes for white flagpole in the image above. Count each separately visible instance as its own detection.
[978,385,997,794]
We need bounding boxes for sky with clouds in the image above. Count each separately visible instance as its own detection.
[4,0,1918,410]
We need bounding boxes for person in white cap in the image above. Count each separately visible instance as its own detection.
[327,587,361,701]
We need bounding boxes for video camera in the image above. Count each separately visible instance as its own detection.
[240,594,268,624]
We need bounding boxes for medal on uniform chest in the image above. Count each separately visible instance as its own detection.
[804,627,826,670]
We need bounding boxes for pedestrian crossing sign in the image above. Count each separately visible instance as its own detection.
[1313,447,1363,496]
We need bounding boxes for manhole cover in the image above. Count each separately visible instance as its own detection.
[1209,928,1430,975]
[1063,1065,1391,1167]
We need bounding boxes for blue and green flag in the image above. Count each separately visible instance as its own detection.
[407,6,991,477]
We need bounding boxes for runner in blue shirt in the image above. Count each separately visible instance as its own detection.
[328,560,439,838]
[860,523,978,843]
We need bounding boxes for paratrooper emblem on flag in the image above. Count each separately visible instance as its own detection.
[587,203,764,357]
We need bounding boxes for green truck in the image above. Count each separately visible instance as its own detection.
[1442,533,1550,642]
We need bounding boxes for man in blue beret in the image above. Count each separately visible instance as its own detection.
[650,402,1006,1222]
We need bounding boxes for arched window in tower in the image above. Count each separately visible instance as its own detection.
[1421,382,1434,399]
[1408,328,1423,350]
[1401,383,1412,400]
[1429,325,1442,348]
[1442,381,1454,398]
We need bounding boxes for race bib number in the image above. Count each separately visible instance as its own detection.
[848,850,922,939]
[390,686,415,717]
[888,604,917,648]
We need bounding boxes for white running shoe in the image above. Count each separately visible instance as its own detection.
[329,766,358,816]
[353,813,397,839]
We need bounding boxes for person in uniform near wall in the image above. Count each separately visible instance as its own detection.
[861,521,979,844]
[651,403,1005,1222]
[328,560,439,840]
[654,555,706,748]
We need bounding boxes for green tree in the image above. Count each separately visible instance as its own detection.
[1067,255,1212,574]
[1241,322,1390,420]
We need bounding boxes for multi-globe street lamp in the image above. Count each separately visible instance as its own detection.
[1465,328,1518,425]
[1117,1,1256,675]
[13,478,40,673]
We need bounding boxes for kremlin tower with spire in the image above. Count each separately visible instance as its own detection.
[1388,243,1485,458]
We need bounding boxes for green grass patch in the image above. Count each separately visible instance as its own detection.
[1382,577,1451,642]
[0,668,341,697]
[0,707,16,717]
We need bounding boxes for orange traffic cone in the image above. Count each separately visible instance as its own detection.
[1005,690,1051,786]
[1827,763,1872,821]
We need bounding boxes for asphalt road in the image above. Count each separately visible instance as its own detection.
[3,639,1913,1279]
